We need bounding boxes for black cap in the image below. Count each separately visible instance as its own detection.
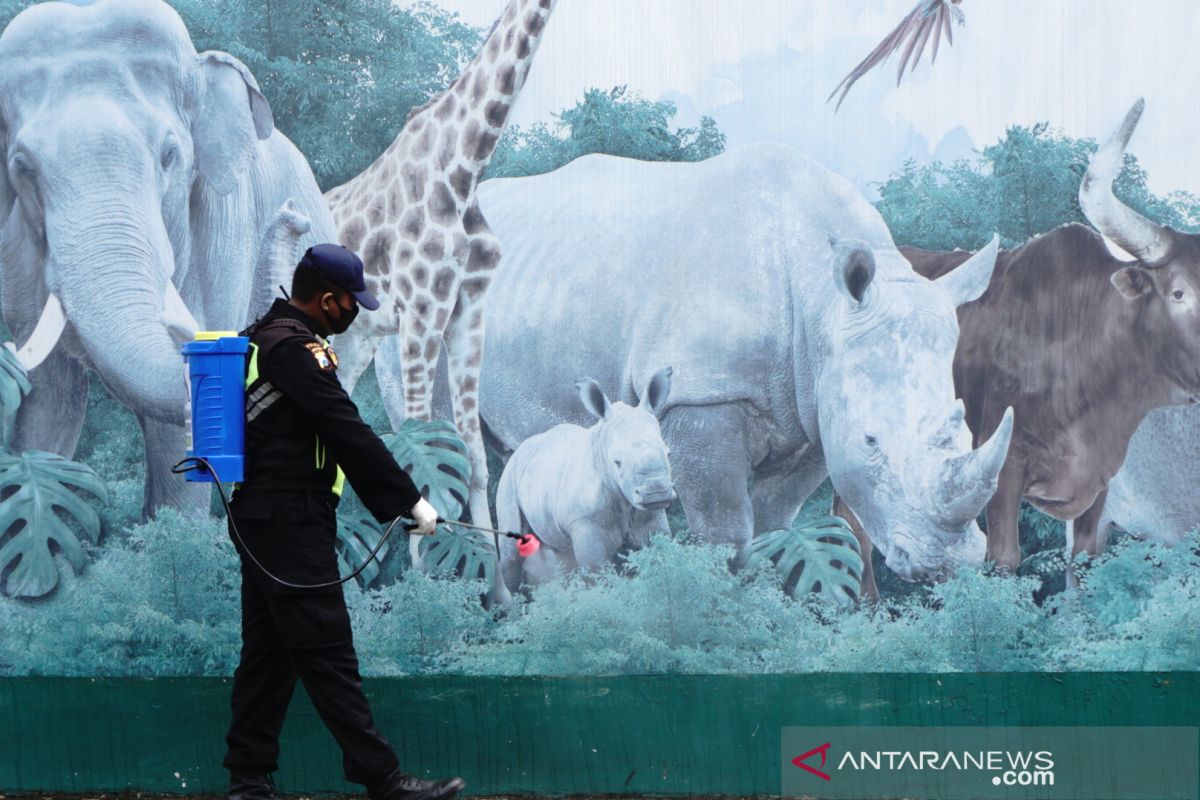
[298,243,380,311]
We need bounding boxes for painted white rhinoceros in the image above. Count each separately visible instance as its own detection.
[496,367,676,594]
[471,142,1013,583]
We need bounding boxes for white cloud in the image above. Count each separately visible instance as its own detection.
[398,0,1200,197]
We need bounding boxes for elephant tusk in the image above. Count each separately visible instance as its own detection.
[162,280,200,343]
[11,292,67,372]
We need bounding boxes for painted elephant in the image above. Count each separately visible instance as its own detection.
[1093,406,1200,549]
[0,0,334,517]
[1064,405,1200,588]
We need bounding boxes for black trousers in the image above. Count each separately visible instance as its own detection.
[222,489,400,786]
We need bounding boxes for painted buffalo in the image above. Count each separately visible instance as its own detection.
[886,100,1200,580]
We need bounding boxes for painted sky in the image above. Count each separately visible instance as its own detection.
[398,0,1200,200]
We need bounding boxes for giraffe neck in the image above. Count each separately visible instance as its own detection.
[325,0,559,307]
[413,0,557,180]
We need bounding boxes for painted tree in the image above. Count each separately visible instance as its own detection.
[877,121,1200,251]
[173,0,483,188]
[486,85,727,180]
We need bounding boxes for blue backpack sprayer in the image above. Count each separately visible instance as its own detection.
[171,331,539,590]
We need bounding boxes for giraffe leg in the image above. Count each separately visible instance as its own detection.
[329,325,379,401]
[398,312,440,423]
[375,334,408,433]
[443,280,494,530]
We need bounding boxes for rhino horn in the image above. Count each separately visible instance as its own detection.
[939,407,1014,527]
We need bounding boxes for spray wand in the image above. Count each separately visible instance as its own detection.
[172,455,540,590]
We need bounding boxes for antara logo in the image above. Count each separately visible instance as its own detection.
[791,742,832,781]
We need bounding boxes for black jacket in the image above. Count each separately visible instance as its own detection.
[237,298,422,524]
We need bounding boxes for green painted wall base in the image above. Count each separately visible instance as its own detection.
[1,673,1196,795]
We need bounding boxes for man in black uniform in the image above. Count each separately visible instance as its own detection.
[223,243,465,800]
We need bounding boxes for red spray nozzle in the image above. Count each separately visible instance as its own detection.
[414,515,541,558]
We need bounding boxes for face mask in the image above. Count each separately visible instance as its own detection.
[323,293,359,335]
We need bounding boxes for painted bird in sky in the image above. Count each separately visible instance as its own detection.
[828,0,966,111]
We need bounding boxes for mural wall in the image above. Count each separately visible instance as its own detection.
[0,0,1197,677]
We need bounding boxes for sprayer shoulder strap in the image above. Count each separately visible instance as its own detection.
[240,318,317,395]
[247,318,317,366]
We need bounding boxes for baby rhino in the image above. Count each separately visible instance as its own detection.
[497,367,676,594]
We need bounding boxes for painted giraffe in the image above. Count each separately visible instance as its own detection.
[323,0,556,530]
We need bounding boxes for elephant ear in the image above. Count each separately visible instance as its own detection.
[0,118,14,226]
[192,51,274,196]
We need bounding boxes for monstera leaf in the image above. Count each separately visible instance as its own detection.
[743,515,863,605]
[0,344,31,446]
[416,523,497,583]
[380,419,502,598]
[381,418,470,521]
[336,515,392,589]
[378,419,506,603]
[414,520,510,608]
[0,450,108,598]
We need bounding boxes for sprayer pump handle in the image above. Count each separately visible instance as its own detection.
[401,516,449,532]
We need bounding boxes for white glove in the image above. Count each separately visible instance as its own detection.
[410,497,439,536]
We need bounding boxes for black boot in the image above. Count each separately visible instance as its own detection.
[367,767,466,800]
[227,771,279,800]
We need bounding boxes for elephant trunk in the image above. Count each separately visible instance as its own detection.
[50,210,190,426]
[249,199,312,321]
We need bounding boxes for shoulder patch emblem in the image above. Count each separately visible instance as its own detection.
[304,341,335,370]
